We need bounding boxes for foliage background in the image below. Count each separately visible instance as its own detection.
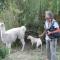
[0,0,60,32]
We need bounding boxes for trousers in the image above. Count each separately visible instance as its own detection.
[46,39,57,60]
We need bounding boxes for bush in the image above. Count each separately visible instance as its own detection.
[0,47,9,59]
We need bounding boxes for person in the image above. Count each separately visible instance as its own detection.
[40,11,59,60]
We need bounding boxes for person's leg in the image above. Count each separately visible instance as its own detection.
[50,39,57,60]
[46,40,51,60]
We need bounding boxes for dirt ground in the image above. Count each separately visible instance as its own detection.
[3,44,60,60]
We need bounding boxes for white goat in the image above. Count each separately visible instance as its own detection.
[0,23,26,53]
[27,35,42,50]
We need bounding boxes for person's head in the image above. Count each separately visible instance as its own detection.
[45,11,54,22]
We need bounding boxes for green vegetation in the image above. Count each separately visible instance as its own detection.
[0,47,9,59]
[0,0,60,31]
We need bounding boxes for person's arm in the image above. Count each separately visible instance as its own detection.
[48,28,60,35]
[48,21,60,35]
[53,28,60,33]
[39,30,46,37]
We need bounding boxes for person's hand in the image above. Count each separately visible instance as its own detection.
[47,31,52,35]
